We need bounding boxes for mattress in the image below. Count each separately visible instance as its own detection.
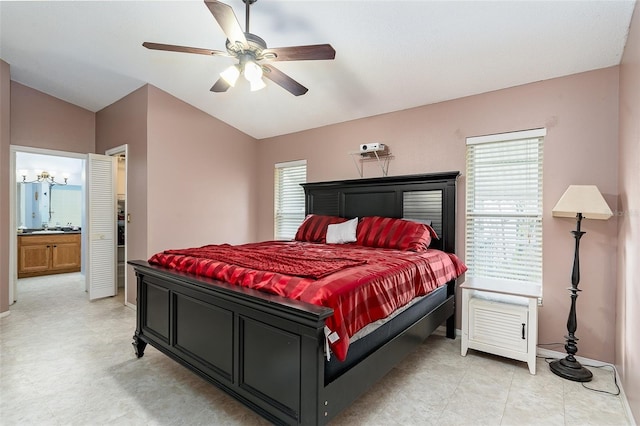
[325,284,448,382]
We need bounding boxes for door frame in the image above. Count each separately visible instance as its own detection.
[9,145,87,305]
[105,144,129,306]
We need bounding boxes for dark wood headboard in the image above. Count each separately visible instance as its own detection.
[301,171,460,253]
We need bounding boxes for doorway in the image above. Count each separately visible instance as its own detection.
[10,146,86,305]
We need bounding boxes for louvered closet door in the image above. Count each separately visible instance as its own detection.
[468,298,528,353]
[86,153,117,300]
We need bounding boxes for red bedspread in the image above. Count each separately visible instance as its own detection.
[149,241,467,361]
[163,244,367,279]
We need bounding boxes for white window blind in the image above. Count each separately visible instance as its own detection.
[274,160,307,240]
[465,129,545,286]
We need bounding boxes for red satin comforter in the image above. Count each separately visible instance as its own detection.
[149,241,467,361]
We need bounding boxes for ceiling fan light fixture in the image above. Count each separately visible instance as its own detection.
[249,78,266,92]
[220,65,240,87]
[243,60,263,83]
[143,0,335,96]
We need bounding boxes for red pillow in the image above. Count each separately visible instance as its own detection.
[356,216,437,251]
[295,214,348,243]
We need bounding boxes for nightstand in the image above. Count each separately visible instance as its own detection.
[460,279,541,374]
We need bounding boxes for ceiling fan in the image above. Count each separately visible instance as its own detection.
[143,0,336,96]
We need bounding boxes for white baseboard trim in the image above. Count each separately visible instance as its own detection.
[125,301,136,311]
[536,347,611,367]
[0,310,10,319]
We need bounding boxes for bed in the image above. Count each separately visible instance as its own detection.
[129,171,462,425]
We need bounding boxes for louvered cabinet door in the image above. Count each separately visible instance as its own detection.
[468,298,528,353]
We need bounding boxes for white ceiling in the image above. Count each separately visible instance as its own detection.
[0,1,636,139]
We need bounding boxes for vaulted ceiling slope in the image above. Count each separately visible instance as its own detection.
[0,1,636,139]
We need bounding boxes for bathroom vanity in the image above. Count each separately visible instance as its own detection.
[17,232,81,278]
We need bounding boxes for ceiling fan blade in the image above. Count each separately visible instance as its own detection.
[143,42,228,57]
[263,65,308,96]
[210,77,231,93]
[204,0,247,47]
[263,44,336,61]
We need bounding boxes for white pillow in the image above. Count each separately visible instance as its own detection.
[326,217,358,244]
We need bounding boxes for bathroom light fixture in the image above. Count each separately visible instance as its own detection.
[21,170,68,186]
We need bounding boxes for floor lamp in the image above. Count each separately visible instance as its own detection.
[550,185,612,382]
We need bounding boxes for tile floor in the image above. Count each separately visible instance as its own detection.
[0,273,631,425]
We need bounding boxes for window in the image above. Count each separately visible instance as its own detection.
[465,129,545,287]
[274,160,307,240]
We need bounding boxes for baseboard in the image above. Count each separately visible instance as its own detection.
[125,301,136,311]
[536,347,614,367]
[537,347,636,425]
[0,310,10,319]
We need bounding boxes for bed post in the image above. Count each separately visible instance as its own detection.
[446,279,456,339]
[443,174,458,339]
[132,272,147,358]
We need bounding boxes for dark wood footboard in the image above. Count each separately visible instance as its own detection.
[130,260,456,425]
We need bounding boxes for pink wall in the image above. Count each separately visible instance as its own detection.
[96,84,258,304]
[146,85,258,254]
[10,82,95,153]
[618,4,640,421]
[1,77,97,314]
[257,67,620,364]
[0,60,10,315]
[96,85,149,306]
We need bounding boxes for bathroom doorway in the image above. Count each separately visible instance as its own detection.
[10,146,86,304]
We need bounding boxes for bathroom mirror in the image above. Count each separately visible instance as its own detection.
[17,182,82,229]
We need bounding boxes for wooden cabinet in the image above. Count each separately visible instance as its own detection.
[18,233,81,278]
[19,243,50,276]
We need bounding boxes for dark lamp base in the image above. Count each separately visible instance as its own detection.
[550,357,593,382]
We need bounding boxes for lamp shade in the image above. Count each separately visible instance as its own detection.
[552,185,612,220]
[220,65,240,87]
[249,78,266,92]
[244,61,263,83]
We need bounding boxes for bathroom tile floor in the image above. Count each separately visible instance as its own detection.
[0,273,631,425]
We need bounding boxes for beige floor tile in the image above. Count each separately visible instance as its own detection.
[0,273,632,426]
